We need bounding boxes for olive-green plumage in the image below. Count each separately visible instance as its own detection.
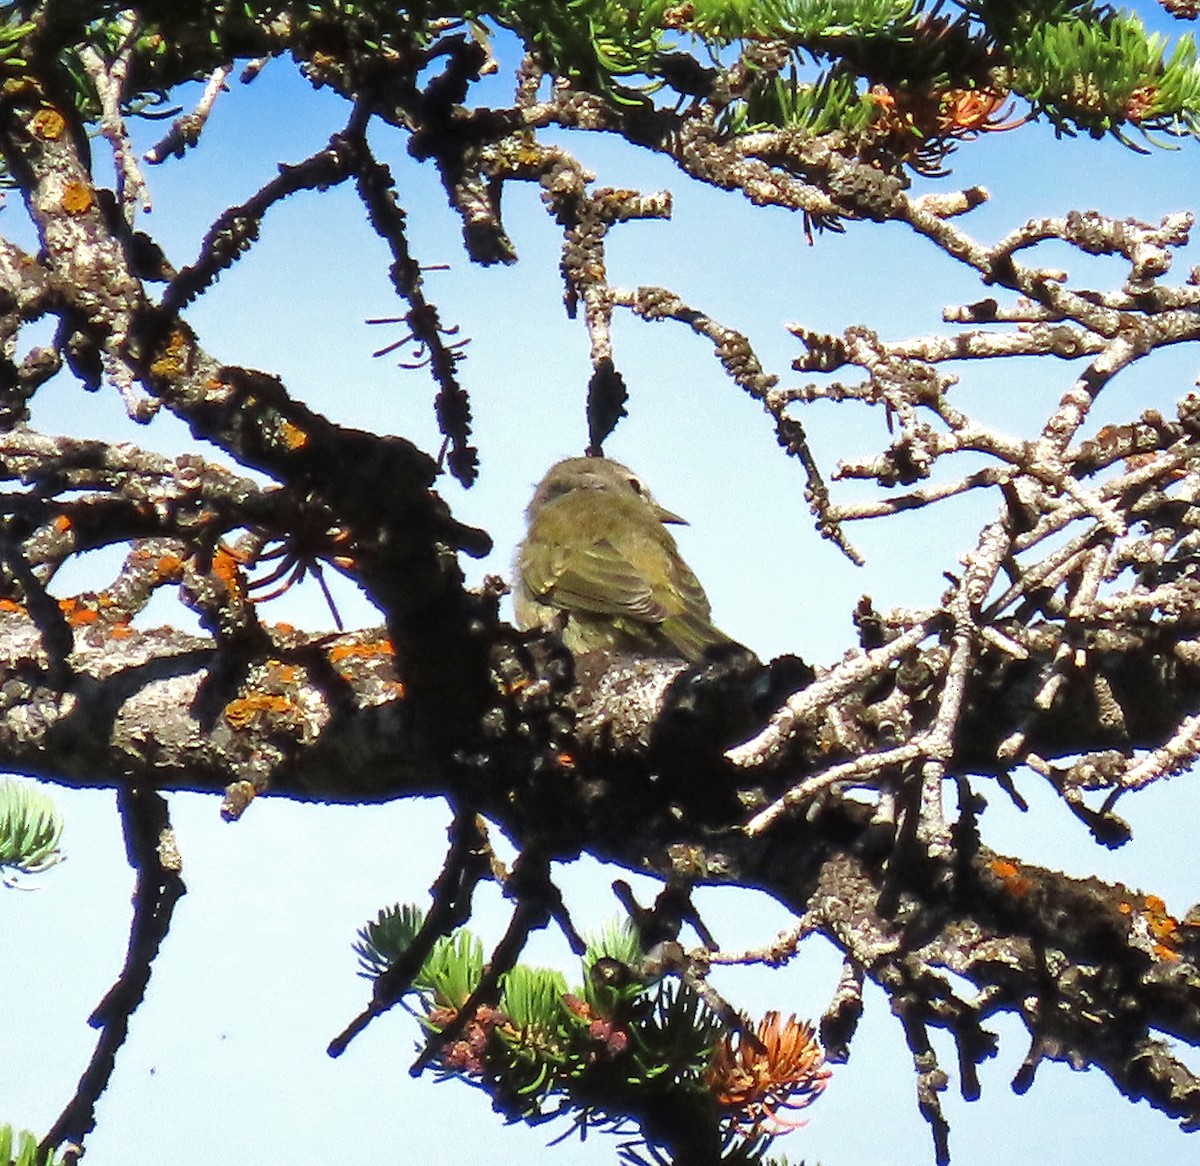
[514,457,736,662]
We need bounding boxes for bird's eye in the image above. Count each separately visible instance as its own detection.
[627,476,645,496]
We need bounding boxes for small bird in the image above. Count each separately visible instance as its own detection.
[513,456,739,662]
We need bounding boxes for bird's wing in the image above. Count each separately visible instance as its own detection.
[657,557,729,660]
[530,536,673,621]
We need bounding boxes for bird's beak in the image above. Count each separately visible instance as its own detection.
[656,505,687,525]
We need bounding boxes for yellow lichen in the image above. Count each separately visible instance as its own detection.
[223,692,296,729]
[279,419,308,450]
[148,330,191,380]
[30,107,65,140]
[60,179,93,214]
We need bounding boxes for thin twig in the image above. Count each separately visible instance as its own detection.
[40,786,185,1158]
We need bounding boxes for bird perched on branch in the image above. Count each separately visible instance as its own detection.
[514,456,741,663]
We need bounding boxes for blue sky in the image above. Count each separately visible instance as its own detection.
[6,8,1200,1165]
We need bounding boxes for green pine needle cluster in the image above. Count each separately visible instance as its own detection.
[0,13,32,64]
[355,905,808,1161]
[0,1126,66,1166]
[0,779,64,886]
[1010,9,1200,140]
[356,902,487,1006]
[722,67,878,136]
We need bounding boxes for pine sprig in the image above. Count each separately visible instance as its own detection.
[0,780,64,886]
[354,903,484,1007]
[355,907,828,1161]
[0,1125,66,1166]
[1008,8,1200,139]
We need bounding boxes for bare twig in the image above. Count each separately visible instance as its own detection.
[40,786,185,1158]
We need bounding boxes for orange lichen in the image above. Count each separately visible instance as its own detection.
[60,179,94,214]
[57,597,99,625]
[328,639,394,662]
[988,857,1033,898]
[154,553,185,581]
[279,419,308,450]
[1141,894,1181,949]
[31,108,65,140]
[1121,894,1182,961]
[212,546,246,597]
[706,1013,830,1136]
[223,692,297,729]
[52,513,72,533]
[0,598,26,614]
